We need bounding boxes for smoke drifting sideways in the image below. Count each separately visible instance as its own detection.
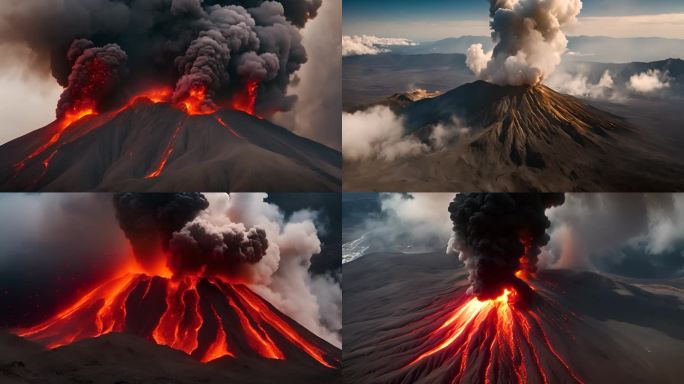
[0,0,322,118]
[448,193,565,301]
[466,0,582,86]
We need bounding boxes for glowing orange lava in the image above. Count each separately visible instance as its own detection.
[215,117,244,139]
[177,86,218,115]
[405,287,584,384]
[231,80,258,116]
[14,104,97,172]
[15,273,336,368]
[145,123,182,179]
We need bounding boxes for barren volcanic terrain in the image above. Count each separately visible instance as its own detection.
[343,251,684,384]
[0,100,341,192]
[344,81,684,191]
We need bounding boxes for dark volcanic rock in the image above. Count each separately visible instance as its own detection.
[0,100,341,192]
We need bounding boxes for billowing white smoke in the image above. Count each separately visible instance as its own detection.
[467,0,583,86]
[191,193,342,347]
[546,70,619,99]
[628,69,671,93]
[342,35,416,56]
[342,106,469,161]
[542,194,684,274]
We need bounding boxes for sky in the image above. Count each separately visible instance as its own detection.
[343,0,684,41]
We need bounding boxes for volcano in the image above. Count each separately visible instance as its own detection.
[0,98,340,192]
[12,272,339,371]
[343,251,684,384]
[343,80,684,192]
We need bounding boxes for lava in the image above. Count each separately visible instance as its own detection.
[15,273,336,368]
[215,117,244,139]
[231,81,258,116]
[178,86,218,115]
[403,285,584,384]
[145,123,182,179]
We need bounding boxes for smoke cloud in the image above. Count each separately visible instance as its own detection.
[546,69,620,100]
[543,194,684,277]
[466,0,582,86]
[448,193,565,300]
[342,35,416,56]
[342,106,469,162]
[112,193,209,271]
[628,69,671,93]
[0,0,320,117]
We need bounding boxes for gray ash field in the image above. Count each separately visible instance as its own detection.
[343,251,684,384]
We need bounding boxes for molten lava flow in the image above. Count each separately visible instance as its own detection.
[14,104,97,172]
[200,305,234,362]
[405,287,584,384]
[215,117,244,139]
[233,285,335,369]
[231,80,258,116]
[15,273,336,369]
[145,123,182,179]
[178,86,218,115]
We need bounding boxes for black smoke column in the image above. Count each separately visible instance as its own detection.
[113,193,209,270]
[449,193,565,301]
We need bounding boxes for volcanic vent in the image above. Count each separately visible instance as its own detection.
[11,193,340,372]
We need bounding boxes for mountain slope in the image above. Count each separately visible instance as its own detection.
[344,81,684,191]
[343,251,684,384]
[0,100,341,191]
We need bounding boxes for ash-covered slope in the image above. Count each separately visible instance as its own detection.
[344,81,684,191]
[343,251,684,384]
[0,100,341,192]
[0,331,339,384]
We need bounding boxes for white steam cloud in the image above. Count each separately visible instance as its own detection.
[542,194,684,275]
[196,193,341,347]
[342,35,416,56]
[342,106,469,161]
[628,69,671,93]
[546,70,619,100]
[466,0,582,86]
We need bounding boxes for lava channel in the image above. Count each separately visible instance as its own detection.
[401,286,585,384]
[15,273,338,368]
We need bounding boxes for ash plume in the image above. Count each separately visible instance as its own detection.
[57,40,128,118]
[112,193,209,270]
[466,0,582,86]
[0,0,320,116]
[168,220,269,279]
[448,193,565,300]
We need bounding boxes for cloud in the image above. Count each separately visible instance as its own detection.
[342,35,415,56]
[573,13,684,39]
[342,105,468,162]
[343,193,456,263]
[273,0,341,149]
[202,193,342,347]
[628,69,671,93]
[541,194,684,277]
[546,69,621,100]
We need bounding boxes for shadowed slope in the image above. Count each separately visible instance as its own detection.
[0,100,341,191]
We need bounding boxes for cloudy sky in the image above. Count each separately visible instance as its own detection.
[343,0,684,41]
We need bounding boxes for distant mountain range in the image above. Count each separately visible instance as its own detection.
[387,35,684,63]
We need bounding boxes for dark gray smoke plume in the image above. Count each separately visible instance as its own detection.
[0,0,320,116]
[112,193,209,270]
[169,221,269,278]
[57,40,128,118]
[449,193,565,300]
